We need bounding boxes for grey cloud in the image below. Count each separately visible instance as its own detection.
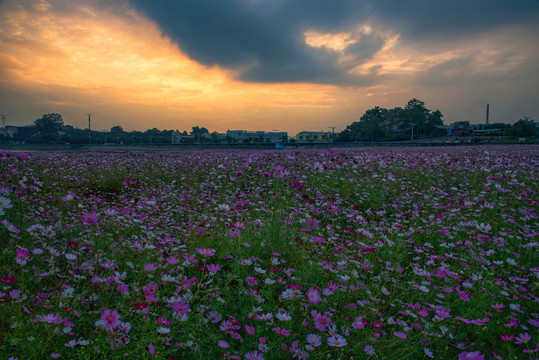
[127,0,539,84]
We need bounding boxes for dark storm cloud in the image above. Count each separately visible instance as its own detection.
[127,0,538,84]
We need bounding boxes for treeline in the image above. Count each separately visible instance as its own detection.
[335,98,537,142]
[336,98,445,142]
[1,114,218,145]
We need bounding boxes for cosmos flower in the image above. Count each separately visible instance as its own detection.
[101,309,121,329]
[458,351,484,360]
[306,287,321,304]
[327,334,347,347]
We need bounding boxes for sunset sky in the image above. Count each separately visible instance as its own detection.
[0,0,538,134]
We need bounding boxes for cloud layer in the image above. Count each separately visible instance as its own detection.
[0,0,537,132]
[127,0,539,85]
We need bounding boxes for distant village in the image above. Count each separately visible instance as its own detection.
[1,100,537,145]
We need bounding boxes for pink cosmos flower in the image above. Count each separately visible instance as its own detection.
[245,325,255,335]
[273,327,291,336]
[82,211,98,225]
[206,264,222,273]
[246,276,258,286]
[394,331,407,339]
[197,248,216,256]
[157,317,171,327]
[327,334,348,347]
[170,301,190,315]
[313,313,332,332]
[352,319,365,329]
[458,351,485,360]
[144,263,157,271]
[166,256,180,265]
[16,248,30,261]
[306,334,322,347]
[515,332,531,345]
[306,288,321,304]
[101,309,121,329]
[218,340,229,348]
[435,307,451,319]
[37,313,61,324]
[244,350,264,360]
[117,283,128,294]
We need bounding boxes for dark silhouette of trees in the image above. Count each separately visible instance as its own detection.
[509,117,536,138]
[32,113,64,142]
[336,99,446,142]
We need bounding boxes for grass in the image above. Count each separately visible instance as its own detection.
[0,146,537,359]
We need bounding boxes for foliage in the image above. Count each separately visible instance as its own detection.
[31,113,65,143]
[336,99,446,142]
[0,147,537,359]
[508,117,537,138]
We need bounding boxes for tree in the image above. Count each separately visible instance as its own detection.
[33,113,64,142]
[511,117,536,138]
[403,98,429,137]
[191,126,209,143]
[34,113,63,133]
[426,110,445,137]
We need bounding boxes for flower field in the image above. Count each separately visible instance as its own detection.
[0,146,538,359]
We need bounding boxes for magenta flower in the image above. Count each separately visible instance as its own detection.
[196,247,216,256]
[244,350,264,360]
[170,301,190,315]
[313,312,332,332]
[117,283,128,294]
[458,351,485,360]
[82,211,98,225]
[435,306,451,319]
[394,331,407,339]
[306,334,322,347]
[515,332,531,345]
[327,334,348,347]
[206,264,222,273]
[37,313,61,324]
[246,276,258,286]
[166,256,180,265]
[144,263,157,271]
[101,309,121,329]
[273,327,291,336]
[306,287,321,304]
[217,340,229,348]
[245,325,255,335]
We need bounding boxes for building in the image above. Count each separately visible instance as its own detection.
[0,125,17,138]
[295,131,336,143]
[450,121,471,137]
[226,130,287,143]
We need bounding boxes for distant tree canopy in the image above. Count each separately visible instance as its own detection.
[336,99,445,142]
[31,113,65,142]
[508,117,536,138]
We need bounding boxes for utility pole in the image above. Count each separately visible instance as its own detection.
[0,114,6,128]
[87,114,92,144]
[329,126,336,141]
[410,123,415,141]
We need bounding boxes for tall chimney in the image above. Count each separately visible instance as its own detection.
[486,104,489,125]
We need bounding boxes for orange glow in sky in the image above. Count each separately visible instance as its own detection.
[0,0,536,133]
[0,0,352,133]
